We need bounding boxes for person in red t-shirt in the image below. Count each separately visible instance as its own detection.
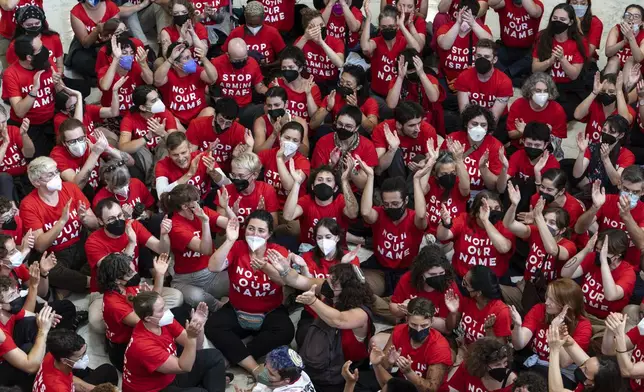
[159,0,208,59]
[566,0,602,61]
[0,108,34,198]
[389,244,461,332]
[438,191,515,278]
[2,34,59,158]
[295,9,345,93]
[122,291,226,392]
[253,86,310,155]
[6,5,63,72]
[507,72,568,157]
[605,311,644,392]
[95,160,155,217]
[605,6,644,73]
[205,210,295,379]
[258,0,296,33]
[445,337,517,391]
[386,49,444,134]
[573,115,635,192]
[321,0,363,51]
[154,42,217,129]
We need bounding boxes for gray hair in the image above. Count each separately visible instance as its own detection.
[232,152,262,174]
[433,151,456,175]
[520,72,559,101]
[27,157,57,184]
[100,160,130,190]
[245,1,264,17]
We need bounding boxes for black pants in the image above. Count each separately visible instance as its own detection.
[204,303,295,364]
[7,119,54,158]
[12,300,77,349]
[629,124,644,164]
[0,173,14,201]
[0,357,32,391]
[238,104,265,130]
[49,240,91,293]
[361,255,407,297]
[73,363,119,387]
[161,348,227,392]
[67,47,98,80]
[496,44,532,88]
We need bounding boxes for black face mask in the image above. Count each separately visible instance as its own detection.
[406,72,420,83]
[268,108,286,120]
[173,14,189,27]
[232,178,250,192]
[106,219,126,236]
[31,46,50,70]
[437,173,456,190]
[320,26,327,40]
[335,127,354,140]
[320,280,335,299]
[408,326,430,343]
[539,191,555,204]
[459,283,472,297]
[231,59,247,70]
[282,69,299,83]
[488,210,503,225]
[24,25,43,36]
[551,20,570,34]
[524,146,543,161]
[574,368,587,384]
[425,275,449,292]
[488,367,510,383]
[474,57,492,74]
[313,183,334,201]
[384,205,406,221]
[214,121,227,134]
[124,273,141,287]
[336,85,353,98]
[6,295,25,314]
[1,217,17,231]
[597,92,617,106]
[601,133,617,145]
[381,28,397,40]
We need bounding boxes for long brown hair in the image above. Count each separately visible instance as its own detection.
[545,278,586,333]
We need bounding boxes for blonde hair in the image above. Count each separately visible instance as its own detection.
[27,157,57,184]
[232,152,262,174]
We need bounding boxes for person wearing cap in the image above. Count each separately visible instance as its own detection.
[252,346,314,392]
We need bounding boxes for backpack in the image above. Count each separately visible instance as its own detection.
[299,306,374,386]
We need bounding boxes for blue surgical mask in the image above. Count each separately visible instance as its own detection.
[87,0,100,7]
[182,59,197,74]
[119,55,134,71]
[621,191,639,209]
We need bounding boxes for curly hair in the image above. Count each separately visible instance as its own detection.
[97,253,133,293]
[409,244,455,291]
[465,338,512,378]
[307,165,341,197]
[328,264,374,311]
[513,371,547,392]
[520,72,559,101]
[461,104,496,134]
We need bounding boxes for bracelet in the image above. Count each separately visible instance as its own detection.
[616,348,630,353]
[28,91,37,98]
[441,219,452,229]
[40,272,49,278]
[310,297,318,306]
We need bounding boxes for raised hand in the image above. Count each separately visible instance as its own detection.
[514,118,526,134]
[19,118,30,136]
[170,43,185,62]
[396,355,413,374]
[28,261,40,287]
[60,199,72,224]
[257,195,266,210]
[412,56,424,74]
[599,237,609,265]
[295,284,318,305]
[387,345,402,365]
[397,55,408,77]
[136,46,149,64]
[330,146,342,166]
[147,117,167,137]
[36,305,56,333]
[188,153,203,176]
[369,342,385,366]
[304,77,316,95]
[478,149,489,169]
[111,35,123,59]
[364,0,371,19]
[185,315,205,339]
[447,138,464,161]
[591,180,606,209]
[326,90,337,111]
[584,232,598,252]
[341,245,360,264]
[384,123,400,151]
[20,229,35,252]
[154,253,171,276]
[125,220,137,243]
[289,158,306,184]
[190,302,208,325]
[341,361,359,383]
[354,155,373,177]
[32,70,45,92]
[91,130,109,154]
[483,314,496,329]
[267,248,290,274]
[225,215,239,241]
[498,147,509,170]
[551,305,570,330]
[534,150,549,172]
[444,287,459,313]
[244,128,255,149]
[509,305,522,327]
[592,71,602,95]
[202,151,217,173]
[439,203,451,226]
[533,196,545,217]
[547,323,566,350]
[576,131,589,152]
[478,198,491,222]
[217,187,230,209]
[507,181,521,206]
[192,203,209,222]
[122,204,133,219]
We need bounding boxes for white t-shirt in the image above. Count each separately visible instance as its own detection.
[252,372,316,392]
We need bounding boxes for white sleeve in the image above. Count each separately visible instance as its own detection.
[155,176,179,196]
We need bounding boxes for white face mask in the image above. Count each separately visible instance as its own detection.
[246,235,266,252]
[247,25,262,35]
[46,175,63,192]
[317,238,337,256]
[71,353,89,370]
[157,309,174,327]
[8,252,24,268]
[532,92,549,107]
[281,140,298,156]
[150,100,166,114]
[571,4,587,17]
[634,24,641,35]
[638,317,644,335]
[114,185,129,197]
[68,141,87,158]
[467,125,486,142]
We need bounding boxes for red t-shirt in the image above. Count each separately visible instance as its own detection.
[220,182,279,228]
[54,105,102,139]
[532,35,585,84]
[446,363,514,392]
[0,215,24,249]
[158,67,207,125]
[311,133,378,170]
[32,353,72,392]
[626,326,644,391]
[6,33,63,68]
[321,94,379,120]
[297,194,348,246]
[98,65,145,116]
[258,149,310,208]
[85,220,152,292]
[583,16,604,59]
[581,100,637,144]
[270,78,322,122]
[295,35,344,83]
[372,119,438,166]
[369,34,408,96]
[391,271,461,319]
[614,27,644,68]
[155,151,214,199]
[529,192,585,228]
[507,98,568,150]
[223,25,285,64]
[371,206,423,270]
[580,252,636,318]
[186,116,246,173]
[424,176,469,236]
[324,6,363,48]
[258,0,295,32]
[454,68,513,114]
[226,241,286,313]
[596,194,644,270]
[301,250,360,279]
[169,207,221,275]
[445,0,490,23]
[0,333,17,364]
[211,55,263,107]
[120,110,177,152]
[459,297,511,345]
[122,320,184,392]
[0,0,43,39]
[0,125,27,176]
[193,0,230,26]
[92,178,155,210]
[70,1,120,34]
[522,303,591,361]
[95,37,144,75]
[437,22,493,87]
[2,64,55,125]
[583,146,635,169]
[0,309,25,336]
[387,73,447,132]
[162,22,208,46]
[20,182,89,253]
[524,225,577,283]
[103,286,140,344]
[496,0,543,48]
[49,145,101,190]
[507,148,560,180]
[391,324,453,378]
[450,213,516,278]
[439,131,503,191]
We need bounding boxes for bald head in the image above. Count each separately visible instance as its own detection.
[228,38,248,61]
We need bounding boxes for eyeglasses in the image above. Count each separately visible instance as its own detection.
[65,136,86,146]
[104,213,125,225]
[624,12,642,21]
[104,160,126,173]
[40,169,60,182]
[335,122,355,132]
[216,115,234,128]
[229,172,252,180]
